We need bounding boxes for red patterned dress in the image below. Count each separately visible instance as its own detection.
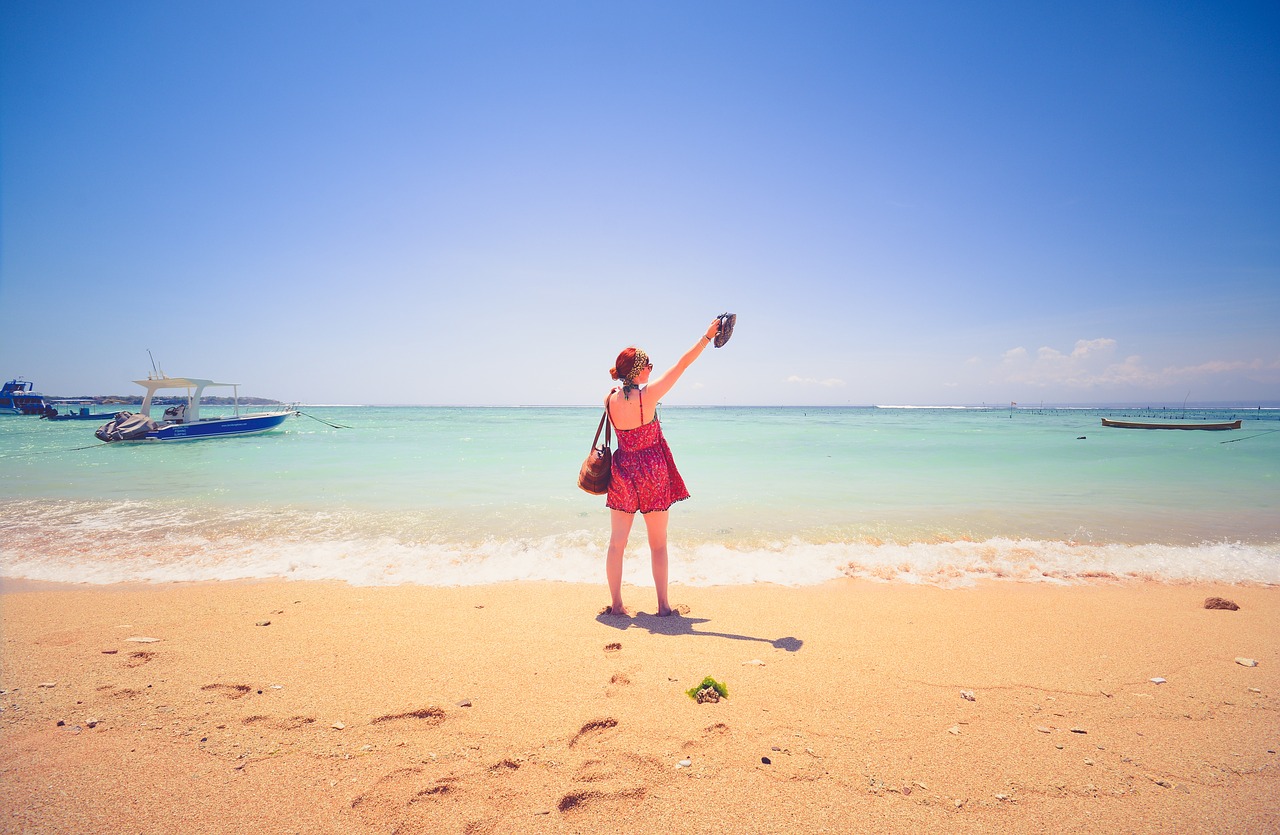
[605,388,690,514]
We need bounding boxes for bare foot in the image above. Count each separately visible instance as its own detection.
[657,603,690,617]
[600,605,633,617]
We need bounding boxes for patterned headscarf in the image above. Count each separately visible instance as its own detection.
[623,348,649,386]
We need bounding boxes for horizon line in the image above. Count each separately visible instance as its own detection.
[290,401,1280,410]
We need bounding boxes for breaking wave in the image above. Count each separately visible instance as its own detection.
[2,499,1275,589]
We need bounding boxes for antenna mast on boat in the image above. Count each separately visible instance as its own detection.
[147,349,164,381]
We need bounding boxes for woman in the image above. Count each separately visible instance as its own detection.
[603,317,722,616]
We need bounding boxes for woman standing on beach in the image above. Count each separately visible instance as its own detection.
[603,318,723,616]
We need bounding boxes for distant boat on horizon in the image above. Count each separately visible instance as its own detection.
[44,404,120,421]
[1,378,49,415]
[1101,417,1242,431]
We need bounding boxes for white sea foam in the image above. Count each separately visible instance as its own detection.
[3,520,1276,588]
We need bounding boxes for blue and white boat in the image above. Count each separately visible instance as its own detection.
[96,376,295,442]
[1,378,49,415]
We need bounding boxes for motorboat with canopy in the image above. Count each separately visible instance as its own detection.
[96,376,295,442]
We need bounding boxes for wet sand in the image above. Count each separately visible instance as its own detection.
[1,578,1276,833]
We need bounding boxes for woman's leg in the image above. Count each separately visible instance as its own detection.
[607,509,635,614]
[641,510,671,615]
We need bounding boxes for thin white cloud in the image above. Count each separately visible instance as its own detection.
[1160,357,1280,384]
[786,375,846,388]
[996,338,1280,389]
[1070,337,1117,358]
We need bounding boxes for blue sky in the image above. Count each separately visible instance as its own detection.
[2,1,1277,405]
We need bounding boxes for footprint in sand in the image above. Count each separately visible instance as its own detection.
[560,753,660,814]
[371,707,447,726]
[349,767,427,813]
[201,683,252,700]
[351,768,502,834]
[605,673,632,698]
[124,651,153,668]
[488,759,520,773]
[569,717,618,748]
[242,715,316,730]
[575,755,659,783]
[409,780,459,803]
[557,787,647,813]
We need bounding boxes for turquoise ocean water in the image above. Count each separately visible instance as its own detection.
[1,406,1277,587]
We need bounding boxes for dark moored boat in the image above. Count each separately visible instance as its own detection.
[44,405,122,421]
[1101,417,1241,431]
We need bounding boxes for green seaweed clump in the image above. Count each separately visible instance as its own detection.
[686,676,729,702]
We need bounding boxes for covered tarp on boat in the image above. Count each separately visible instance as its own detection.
[96,412,161,442]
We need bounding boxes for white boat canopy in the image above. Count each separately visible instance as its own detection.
[133,376,242,422]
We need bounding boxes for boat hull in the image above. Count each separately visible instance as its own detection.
[143,412,292,440]
[1101,418,1242,431]
[47,410,120,421]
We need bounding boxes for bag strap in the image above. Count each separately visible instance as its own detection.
[591,408,612,450]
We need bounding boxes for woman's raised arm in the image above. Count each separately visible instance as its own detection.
[645,318,722,402]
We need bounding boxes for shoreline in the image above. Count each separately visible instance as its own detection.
[4,570,1280,594]
[2,578,1275,833]
[4,531,1279,589]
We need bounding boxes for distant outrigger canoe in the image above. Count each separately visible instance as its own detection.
[1101,417,1241,431]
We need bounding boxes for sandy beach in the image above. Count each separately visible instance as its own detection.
[1,578,1276,833]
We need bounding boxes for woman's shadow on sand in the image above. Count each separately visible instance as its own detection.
[595,609,803,652]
